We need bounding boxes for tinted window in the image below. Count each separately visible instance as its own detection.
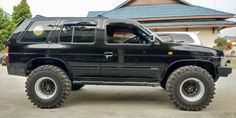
[21,20,56,42]
[60,25,96,43]
[60,26,73,42]
[106,23,149,44]
[73,26,95,43]
[171,34,194,43]
[107,29,136,43]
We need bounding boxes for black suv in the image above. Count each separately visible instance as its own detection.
[3,16,232,111]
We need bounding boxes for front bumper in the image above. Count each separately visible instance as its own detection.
[218,67,232,77]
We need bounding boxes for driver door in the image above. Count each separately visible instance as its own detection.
[100,22,164,82]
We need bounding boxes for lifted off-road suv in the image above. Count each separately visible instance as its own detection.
[3,16,232,111]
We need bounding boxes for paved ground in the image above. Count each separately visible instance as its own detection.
[0,66,236,118]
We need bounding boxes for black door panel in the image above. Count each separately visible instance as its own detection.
[48,44,102,78]
[48,18,102,80]
[100,45,165,81]
[100,21,166,82]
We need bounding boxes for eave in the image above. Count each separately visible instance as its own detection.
[133,15,233,22]
[143,20,236,29]
[147,24,236,29]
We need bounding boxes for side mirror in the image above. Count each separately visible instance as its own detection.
[150,34,158,45]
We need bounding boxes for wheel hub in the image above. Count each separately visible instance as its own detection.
[35,77,57,99]
[40,80,55,95]
[180,78,205,102]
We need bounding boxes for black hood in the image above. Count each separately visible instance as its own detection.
[164,42,224,57]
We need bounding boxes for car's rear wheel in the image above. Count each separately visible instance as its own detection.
[25,65,71,108]
[166,66,215,111]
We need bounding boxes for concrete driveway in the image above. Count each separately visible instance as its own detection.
[0,66,236,118]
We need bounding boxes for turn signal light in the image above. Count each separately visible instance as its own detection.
[5,46,9,53]
[5,46,9,64]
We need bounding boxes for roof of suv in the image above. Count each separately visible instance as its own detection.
[31,15,137,23]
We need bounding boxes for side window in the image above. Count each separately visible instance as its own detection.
[171,34,194,43]
[60,25,96,43]
[21,20,56,42]
[107,29,136,43]
[106,23,149,44]
[60,26,73,42]
[73,26,95,43]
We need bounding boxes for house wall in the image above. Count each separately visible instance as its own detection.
[151,27,217,47]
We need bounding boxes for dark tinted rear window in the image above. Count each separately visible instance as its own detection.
[60,26,73,42]
[73,26,95,43]
[21,20,56,42]
[60,25,96,43]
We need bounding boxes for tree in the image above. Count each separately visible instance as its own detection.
[214,37,232,51]
[12,0,32,24]
[0,9,15,51]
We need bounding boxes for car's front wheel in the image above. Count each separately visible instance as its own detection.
[25,65,71,108]
[166,66,215,111]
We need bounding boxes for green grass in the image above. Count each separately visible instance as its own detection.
[228,59,236,69]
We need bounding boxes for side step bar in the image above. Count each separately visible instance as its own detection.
[73,81,160,87]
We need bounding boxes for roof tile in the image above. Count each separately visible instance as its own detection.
[87,4,234,18]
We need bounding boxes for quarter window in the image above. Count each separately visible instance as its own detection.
[21,20,56,42]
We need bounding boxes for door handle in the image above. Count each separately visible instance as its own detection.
[104,52,113,59]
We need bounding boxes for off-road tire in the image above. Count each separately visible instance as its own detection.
[25,65,72,108]
[166,65,215,111]
[72,84,84,91]
[160,81,166,89]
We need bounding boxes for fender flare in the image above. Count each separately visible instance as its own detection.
[25,57,72,77]
[162,59,217,80]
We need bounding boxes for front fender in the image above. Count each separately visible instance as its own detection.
[161,59,217,82]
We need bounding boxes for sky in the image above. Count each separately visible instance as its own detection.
[0,0,236,36]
